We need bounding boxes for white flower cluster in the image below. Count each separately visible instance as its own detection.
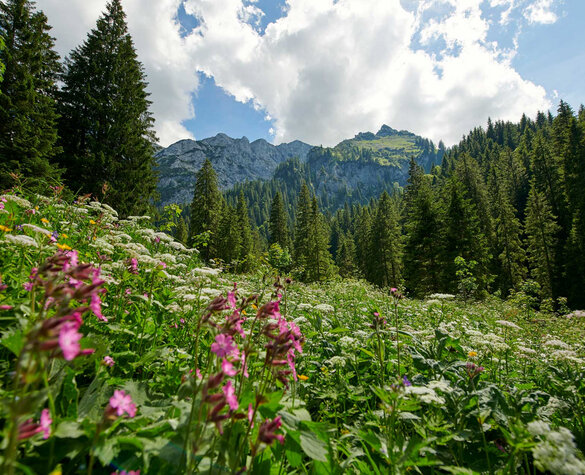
[495,319,521,330]
[527,420,585,475]
[325,356,346,367]
[404,385,445,405]
[314,303,334,313]
[0,194,32,208]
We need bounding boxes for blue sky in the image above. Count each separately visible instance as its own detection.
[178,0,585,145]
[42,0,585,147]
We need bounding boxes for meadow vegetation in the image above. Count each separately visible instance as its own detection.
[2,188,585,474]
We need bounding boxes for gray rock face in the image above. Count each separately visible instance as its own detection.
[156,135,313,206]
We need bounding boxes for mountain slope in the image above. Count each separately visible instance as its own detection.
[155,134,313,205]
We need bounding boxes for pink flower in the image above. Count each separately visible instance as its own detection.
[196,368,203,380]
[40,409,51,439]
[157,261,166,269]
[221,358,237,377]
[23,282,33,291]
[103,356,115,367]
[108,390,137,418]
[0,304,13,311]
[227,291,237,309]
[258,416,285,445]
[211,334,238,358]
[257,300,281,320]
[59,321,83,360]
[90,293,107,322]
[222,381,238,411]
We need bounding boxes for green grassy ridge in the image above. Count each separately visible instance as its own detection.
[1,191,585,474]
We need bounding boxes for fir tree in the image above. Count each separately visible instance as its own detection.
[442,178,491,295]
[216,200,240,267]
[236,191,253,271]
[57,0,157,216]
[293,183,313,274]
[0,0,61,190]
[403,161,443,296]
[188,159,222,260]
[336,232,357,277]
[174,215,188,244]
[306,196,336,282]
[369,191,402,288]
[269,191,290,250]
[525,187,560,299]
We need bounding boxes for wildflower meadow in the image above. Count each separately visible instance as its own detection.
[2,188,585,474]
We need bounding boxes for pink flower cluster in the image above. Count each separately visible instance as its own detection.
[260,300,304,385]
[25,251,108,361]
[17,409,51,440]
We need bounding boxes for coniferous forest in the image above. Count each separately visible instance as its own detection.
[2,1,585,474]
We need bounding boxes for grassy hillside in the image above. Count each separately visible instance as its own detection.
[1,190,584,474]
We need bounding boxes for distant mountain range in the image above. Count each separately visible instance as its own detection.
[155,134,312,205]
[155,125,445,207]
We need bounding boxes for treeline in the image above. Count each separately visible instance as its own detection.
[188,104,585,308]
[0,0,157,217]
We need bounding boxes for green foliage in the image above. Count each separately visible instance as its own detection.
[188,158,222,260]
[0,0,62,191]
[57,0,157,216]
[2,190,585,474]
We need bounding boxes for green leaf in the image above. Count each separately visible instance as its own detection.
[300,431,328,462]
[54,421,86,439]
[1,328,24,356]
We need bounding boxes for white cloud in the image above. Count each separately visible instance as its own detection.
[38,0,559,147]
[38,0,198,146]
[524,0,558,24]
[183,0,551,145]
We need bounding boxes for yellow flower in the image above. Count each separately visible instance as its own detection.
[41,218,50,224]
[468,351,478,358]
[298,374,309,381]
[56,243,72,251]
[340,429,350,435]
[61,233,68,238]
[48,466,62,475]
[89,219,96,225]
[0,224,12,232]
[35,206,39,211]
[252,303,258,310]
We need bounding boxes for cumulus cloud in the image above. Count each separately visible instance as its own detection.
[183,0,552,145]
[524,0,558,24]
[39,0,560,147]
[38,0,198,146]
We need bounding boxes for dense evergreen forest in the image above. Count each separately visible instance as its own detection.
[188,105,585,309]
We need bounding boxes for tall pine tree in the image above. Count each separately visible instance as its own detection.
[269,191,290,250]
[0,0,61,190]
[188,159,222,260]
[57,0,157,215]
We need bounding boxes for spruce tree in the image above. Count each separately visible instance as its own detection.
[269,191,290,250]
[525,187,560,299]
[236,191,253,271]
[57,0,157,216]
[0,0,61,190]
[442,178,491,295]
[293,183,313,274]
[306,196,336,282]
[369,191,402,288]
[188,159,222,260]
[403,161,443,296]
[216,200,240,267]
